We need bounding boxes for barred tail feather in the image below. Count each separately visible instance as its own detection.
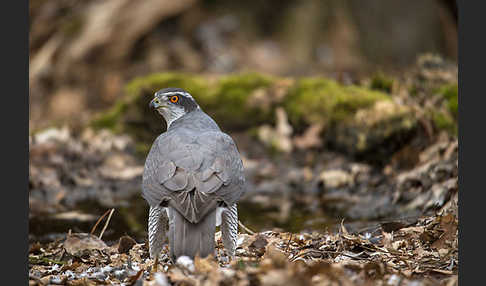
[168,206,216,262]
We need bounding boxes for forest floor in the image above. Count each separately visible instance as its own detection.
[29,207,457,285]
[29,123,458,285]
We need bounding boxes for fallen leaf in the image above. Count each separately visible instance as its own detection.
[249,234,269,257]
[63,233,108,256]
[264,244,288,268]
[118,235,137,254]
[431,213,457,250]
[194,255,218,274]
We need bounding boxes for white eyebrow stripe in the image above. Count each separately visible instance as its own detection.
[161,91,193,98]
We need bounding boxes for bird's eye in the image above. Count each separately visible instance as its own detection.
[170,95,179,103]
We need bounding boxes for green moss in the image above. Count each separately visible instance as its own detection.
[210,73,274,129]
[429,83,458,137]
[91,72,278,155]
[283,78,390,129]
[370,72,394,93]
[432,111,457,136]
[123,72,274,116]
[99,73,389,135]
[436,83,458,118]
[91,72,416,158]
[408,84,419,97]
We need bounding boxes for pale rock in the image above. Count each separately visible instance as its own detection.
[319,169,353,189]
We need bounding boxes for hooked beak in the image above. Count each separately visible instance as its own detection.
[149,98,166,110]
[149,99,156,109]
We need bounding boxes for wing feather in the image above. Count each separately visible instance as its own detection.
[142,128,245,223]
[163,168,188,191]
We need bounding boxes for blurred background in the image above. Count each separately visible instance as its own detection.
[29,0,457,130]
[29,0,458,244]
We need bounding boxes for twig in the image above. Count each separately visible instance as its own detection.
[90,209,112,235]
[128,269,144,285]
[99,208,115,240]
[430,269,454,275]
[290,249,372,262]
[238,220,255,235]
[355,224,381,235]
[359,244,412,258]
[29,256,66,265]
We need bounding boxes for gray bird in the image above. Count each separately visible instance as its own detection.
[142,88,245,267]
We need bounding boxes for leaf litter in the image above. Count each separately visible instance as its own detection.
[29,208,457,285]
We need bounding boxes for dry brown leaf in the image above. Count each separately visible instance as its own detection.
[63,233,108,256]
[249,234,269,257]
[431,213,457,250]
[167,267,197,286]
[264,244,288,268]
[117,235,137,254]
[194,255,219,274]
[67,277,97,286]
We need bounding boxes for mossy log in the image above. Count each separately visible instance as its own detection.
[430,83,458,136]
[91,72,417,158]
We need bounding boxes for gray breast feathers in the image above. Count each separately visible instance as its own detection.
[142,130,245,223]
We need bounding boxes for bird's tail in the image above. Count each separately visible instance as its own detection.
[168,206,216,262]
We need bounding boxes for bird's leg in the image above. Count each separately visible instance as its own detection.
[148,205,169,271]
[153,256,159,272]
[221,203,238,260]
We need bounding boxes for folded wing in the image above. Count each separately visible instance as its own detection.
[142,130,245,223]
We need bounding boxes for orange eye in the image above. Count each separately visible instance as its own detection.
[170,95,179,103]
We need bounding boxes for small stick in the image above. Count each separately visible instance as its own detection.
[289,249,372,262]
[99,208,115,240]
[238,220,255,235]
[90,209,112,235]
[128,269,144,284]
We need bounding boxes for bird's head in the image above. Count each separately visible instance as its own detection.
[150,88,199,127]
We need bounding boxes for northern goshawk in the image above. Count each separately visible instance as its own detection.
[142,88,246,267]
